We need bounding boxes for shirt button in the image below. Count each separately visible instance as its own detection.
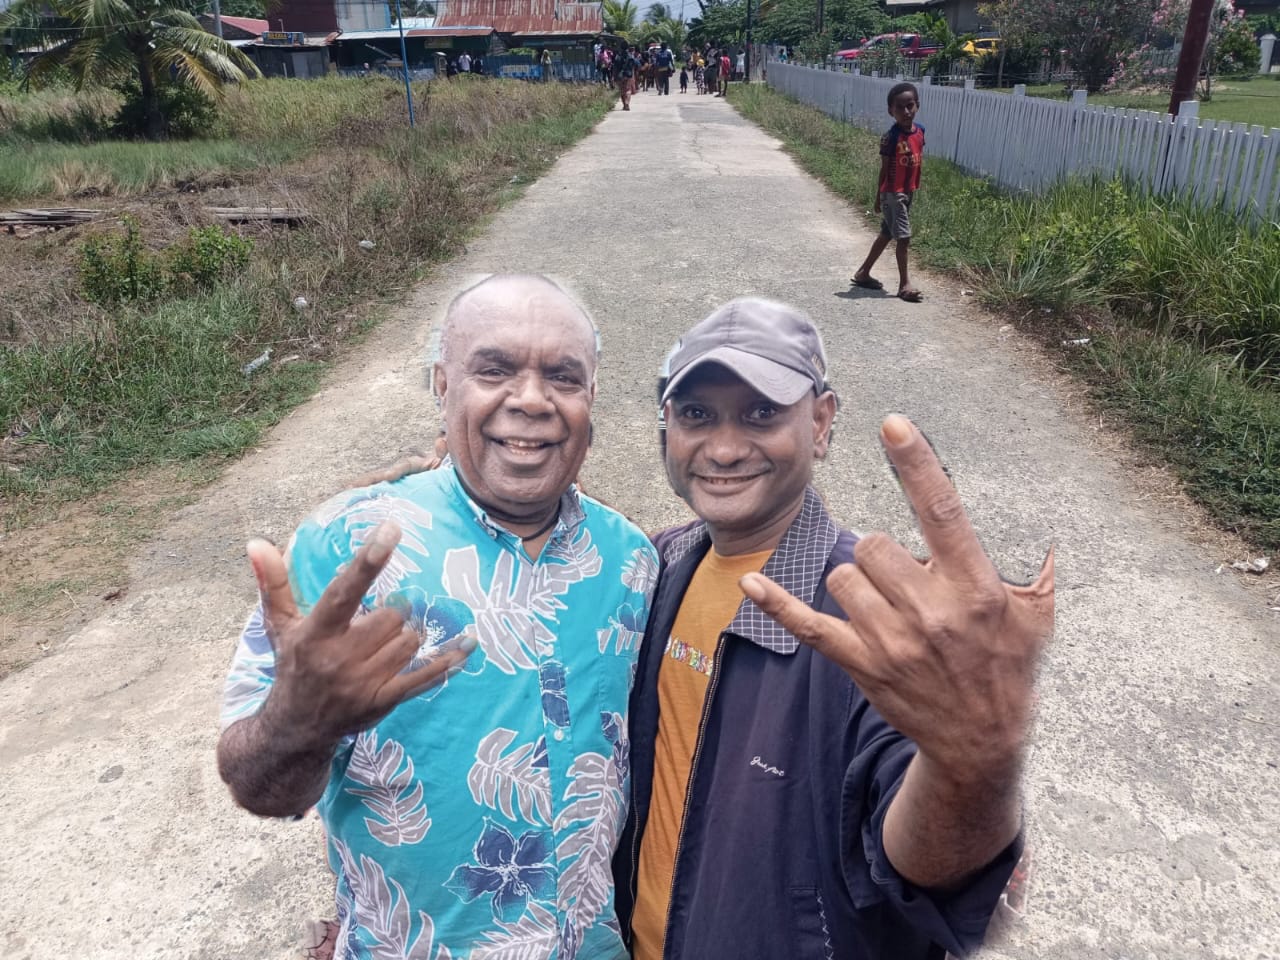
[553,729,565,742]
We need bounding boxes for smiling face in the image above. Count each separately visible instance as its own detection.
[434,276,597,527]
[663,363,837,555]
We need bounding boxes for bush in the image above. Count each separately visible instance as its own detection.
[79,217,167,305]
[110,79,223,140]
[79,221,253,305]
[1213,16,1262,76]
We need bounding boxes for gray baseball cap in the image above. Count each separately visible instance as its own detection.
[661,298,829,405]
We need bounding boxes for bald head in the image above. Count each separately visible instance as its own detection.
[439,274,598,378]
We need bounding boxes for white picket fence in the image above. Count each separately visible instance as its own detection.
[767,62,1280,224]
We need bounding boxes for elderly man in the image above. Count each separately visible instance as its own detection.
[216,275,657,959]
[612,298,1053,959]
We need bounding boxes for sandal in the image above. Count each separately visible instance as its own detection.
[898,288,923,303]
[851,274,884,290]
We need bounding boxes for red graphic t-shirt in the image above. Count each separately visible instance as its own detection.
[878,122,926,194]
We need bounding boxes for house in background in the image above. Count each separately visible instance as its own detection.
[884,0,986,36]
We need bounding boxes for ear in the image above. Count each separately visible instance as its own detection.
[812,390,837,460]
[433,362,448,408]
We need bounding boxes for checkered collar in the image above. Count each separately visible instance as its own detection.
[662,486,840,655]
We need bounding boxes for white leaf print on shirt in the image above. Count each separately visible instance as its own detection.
[332,837,452,960]
[552,752,625,959]
[620,547,658,596]
[346,731,432,847]
[471,902,558,960]
[467,729,551,826]
[311,494,435,604]
[441,528,601,675]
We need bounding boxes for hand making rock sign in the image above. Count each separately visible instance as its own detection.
[740,414,1055,889]
[217,523,474,817]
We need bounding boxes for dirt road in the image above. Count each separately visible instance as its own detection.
[1,89,1277,960]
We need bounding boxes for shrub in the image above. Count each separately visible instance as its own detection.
[111,79,223,141]
[79,221,252,305]
[79,217,167,305]
[167,226,254,292]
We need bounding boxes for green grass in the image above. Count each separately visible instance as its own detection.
[732,82,1280,550]
[1016,77,1280,128]
[0,138,297,202]
[0,79,616,514]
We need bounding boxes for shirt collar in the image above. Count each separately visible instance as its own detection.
[662,486,839,655]
[441,458,586,547]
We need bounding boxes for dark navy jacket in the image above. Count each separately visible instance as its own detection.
[612,487,1020,959]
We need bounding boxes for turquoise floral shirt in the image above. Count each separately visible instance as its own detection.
[221,465,658,960]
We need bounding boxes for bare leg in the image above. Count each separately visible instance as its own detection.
[855,233,893,283]
[896,239,921,299]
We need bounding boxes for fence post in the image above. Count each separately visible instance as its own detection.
[964,77,976,90]
[923,74,933,86]
[1013,83,1026,96]
[1261,34,1276,75]
[1071,89,1087,107]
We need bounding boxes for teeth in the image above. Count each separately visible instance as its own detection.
[502,439,546,449]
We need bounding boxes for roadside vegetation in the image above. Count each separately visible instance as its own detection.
[0,77,615,524]
[1011,78,1280,129]
[733,83,1280,551]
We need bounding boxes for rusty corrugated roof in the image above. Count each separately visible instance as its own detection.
[433,0,602,35]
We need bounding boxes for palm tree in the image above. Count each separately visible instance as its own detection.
[603,0,641,37]
[645,2,671,22]
[0,0,261,140]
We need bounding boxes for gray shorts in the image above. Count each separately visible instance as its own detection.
[879,191,913,240]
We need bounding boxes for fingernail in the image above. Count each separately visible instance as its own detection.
[739,574,764,602]
[881,415,913,448]
[368,523,400,564]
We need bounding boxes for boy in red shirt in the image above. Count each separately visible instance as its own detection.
[852,82,926,302]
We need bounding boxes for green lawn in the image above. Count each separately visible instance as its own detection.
[1014,76,1280,128]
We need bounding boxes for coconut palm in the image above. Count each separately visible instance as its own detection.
[603,0,641,37]
[0,0,261,140]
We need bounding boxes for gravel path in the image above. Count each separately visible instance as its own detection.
[1,89,1276,960]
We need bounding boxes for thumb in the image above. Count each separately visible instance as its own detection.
[247,538,300,633]
[739,572,854,665]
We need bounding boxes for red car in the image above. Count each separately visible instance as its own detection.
[836,33,941,61]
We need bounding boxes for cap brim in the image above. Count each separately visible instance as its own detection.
[662,347,814,406]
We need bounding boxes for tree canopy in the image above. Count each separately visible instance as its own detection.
[1,0,260,138]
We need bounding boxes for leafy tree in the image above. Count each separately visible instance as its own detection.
[645,16,687,49]
[0,0,259,139]
[646,2,671,22]
[978,0,1049,86]
[603,0,641,37]
[986,0,1160,92]
[756,0,883,48]
[687,0,745,47]
[916,11,974,75]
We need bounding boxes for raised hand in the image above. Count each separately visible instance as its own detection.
[740,414,1053,783]
[249,521,474,747]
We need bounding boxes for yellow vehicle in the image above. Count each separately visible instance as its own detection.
[962,36,1001,58]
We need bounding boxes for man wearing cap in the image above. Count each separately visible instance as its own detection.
[613,298,1053,959]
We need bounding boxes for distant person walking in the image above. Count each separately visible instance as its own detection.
[704,50,719,96]
[719,51,731,94]
[655,42,675,95]
[852,82,926,302]
[736,49,746,80]
[540,47,553,82]
[616,45,638,110]
[679,62,689,93]
[457,51,471,73]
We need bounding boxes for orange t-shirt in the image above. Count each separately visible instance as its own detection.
[630,547,773,960]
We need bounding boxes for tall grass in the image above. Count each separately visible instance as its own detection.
[732,82,1280,550]
[0,79,616,510]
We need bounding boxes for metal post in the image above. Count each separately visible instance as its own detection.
[392,0,416,127]
[744,0,751,82]
[211,0,223,37]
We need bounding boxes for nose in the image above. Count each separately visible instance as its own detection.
[702,421,752,468]
[505,372,555,416]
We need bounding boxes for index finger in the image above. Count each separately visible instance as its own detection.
[881,415,990,578]
[310,522,403,631]
[247,537,300,629]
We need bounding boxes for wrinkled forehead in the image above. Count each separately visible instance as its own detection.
[445,280,598,368]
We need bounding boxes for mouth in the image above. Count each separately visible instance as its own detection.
[491,437,559,456]
[693,473,763,490]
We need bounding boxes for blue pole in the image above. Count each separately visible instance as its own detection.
[393,0,416,127]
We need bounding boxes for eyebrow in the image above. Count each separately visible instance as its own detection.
[467,348,516,367]
[545,357,589,379]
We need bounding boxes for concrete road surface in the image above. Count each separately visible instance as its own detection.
[1,89,1277,960]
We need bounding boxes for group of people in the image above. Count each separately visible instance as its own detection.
[600,41,743,109]
[217,272,1052,960]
